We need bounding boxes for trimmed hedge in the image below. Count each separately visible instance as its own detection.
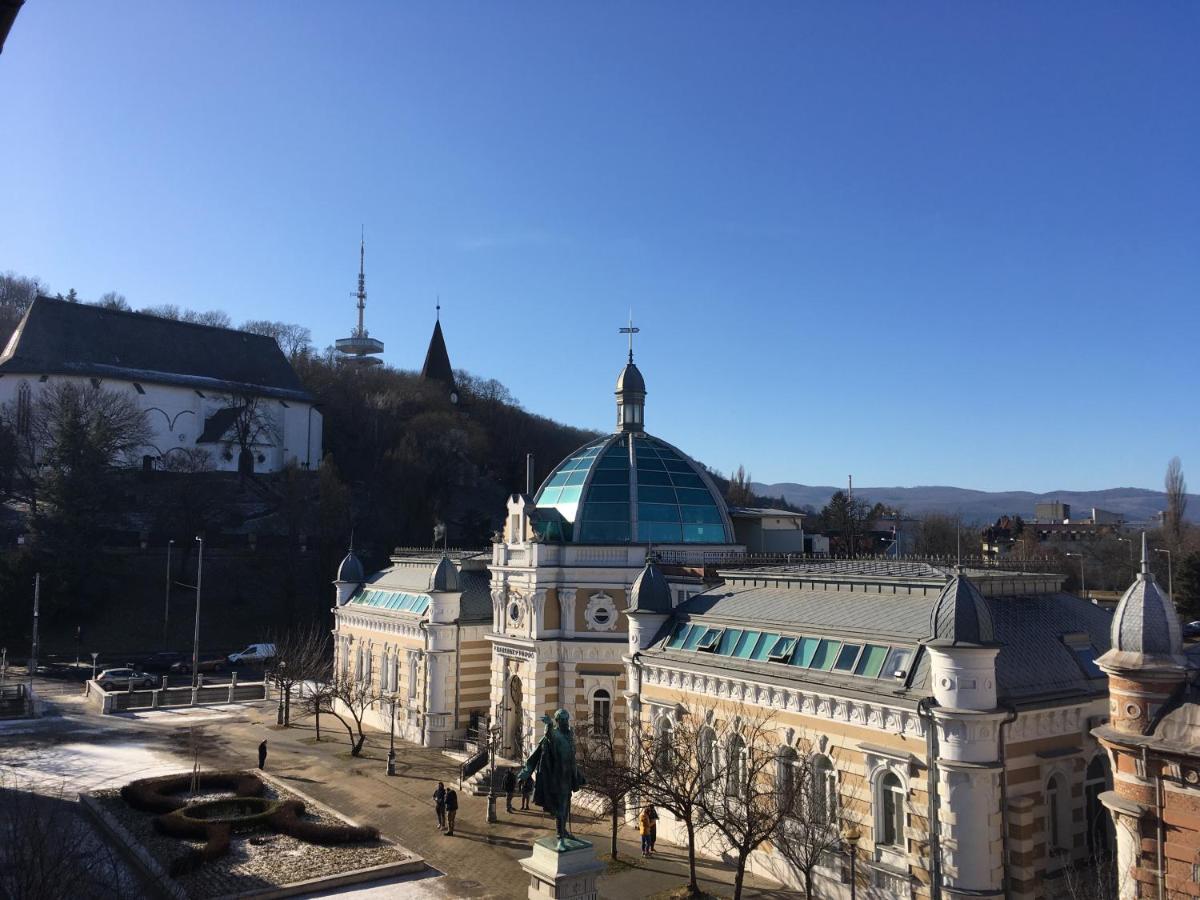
[121,771,265,814]
[269,799,380,845]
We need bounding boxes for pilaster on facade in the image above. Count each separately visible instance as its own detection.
[558,588,577,638]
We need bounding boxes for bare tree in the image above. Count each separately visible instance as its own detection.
[635,703,725,896]
[575,713,642,859]
[323,672,376,756]
[1165,456,1188,545]
[693,702,793,900]
[240,319,314,359]
[727,465,755,507]
[770,749,844,899]
[213,392,281,475]
[269,621,332,727]
[182,308,232,328]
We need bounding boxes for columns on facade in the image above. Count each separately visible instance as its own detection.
[529,589,547,638]
[558,588,577,639]
[490,587,506,633]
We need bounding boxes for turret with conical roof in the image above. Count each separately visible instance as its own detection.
[925,568,1002,713]
[625,557,672,651]
[421,304,457,403]
[333,543,365,606]
[1098,532,1185,675]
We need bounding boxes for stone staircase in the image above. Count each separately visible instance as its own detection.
[463,763,518,797]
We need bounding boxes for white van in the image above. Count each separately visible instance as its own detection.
[227,643,277,665]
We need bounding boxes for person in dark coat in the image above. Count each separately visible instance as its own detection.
[520,772,534,810]
[257,739,268,770]
[444,787,458,835]
[433,781,447,831]
[503,768,517,812]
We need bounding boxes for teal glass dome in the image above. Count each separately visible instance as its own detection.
[533,433,734,544]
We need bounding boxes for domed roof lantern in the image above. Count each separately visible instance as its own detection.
[1098,533,1185,674]
[616,317,646,433]
[336,545,364,584]
[428,555,460,593]
[927,568,999,648]
[627,555,672,615]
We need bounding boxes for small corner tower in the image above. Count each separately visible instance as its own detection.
[625,556,672,652]
[335,232,384,366]
[333,543,365,606]
[616,316,645,433]
[1096,532,1186,735]
[421,301,458,405]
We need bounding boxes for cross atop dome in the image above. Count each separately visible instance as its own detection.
[619,314,639,364]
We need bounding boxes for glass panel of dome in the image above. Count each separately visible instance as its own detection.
[750,633,780,661]
[578,522,630,542]
[596,453,629,470]
[663,459,693,473]
[733,630,761,658]
[670,472,706,489]
[565,469,588,486]
[539,487,563,504]
[588,484,629,501]
[638,522,682,542]
[809,640,840,671]
[717,629,743,655]
[675,488,714,505]
[681,506,724,524]
[583,501,629,521]
[855,644,888,678]
[639,485,677,503]
[559,486,582,503]
[792,637,819,667]
[683,524,725,542]
[591,468,629,485]
[638,502,680,522]
[833,644,862,672]
[637,457,666,471]
[637,469,672,485]
[546,472,571,487]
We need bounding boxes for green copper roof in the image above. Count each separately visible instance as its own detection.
[532,433,734,544]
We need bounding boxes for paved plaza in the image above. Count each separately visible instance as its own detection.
[0,688,793,899]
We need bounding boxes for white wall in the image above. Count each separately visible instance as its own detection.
[0,374,322,473]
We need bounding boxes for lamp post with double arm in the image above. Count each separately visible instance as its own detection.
[386,693,398,776]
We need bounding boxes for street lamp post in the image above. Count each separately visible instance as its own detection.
[164,539,174,646]
[191,537,204,691]
[842,823,861,900]
[1,647,6,687]
[1155,548,1173,601]
[386,694,397,776]
[1066,552,1086,598]
[486,710,502,824]
[90,652,99,683]
[1116,536,1134,581]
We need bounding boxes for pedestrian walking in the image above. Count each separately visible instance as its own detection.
[638,805,653,857]
[647,804,659,854]
[257,739,268,771]
[445,787,458,835]
[520,772,533,810]
[503,768,516,813]
[433,782,446,831]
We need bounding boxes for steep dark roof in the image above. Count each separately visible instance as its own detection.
[0,297,313,401]
[336,550,365,584]
[927,572,998,648]
[420,319,455,388]
[627,559,673,615]
[428,556,461,592]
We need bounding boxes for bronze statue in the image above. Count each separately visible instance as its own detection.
[517,708,586,850]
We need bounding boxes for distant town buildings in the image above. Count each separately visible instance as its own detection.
[0,296,321,473]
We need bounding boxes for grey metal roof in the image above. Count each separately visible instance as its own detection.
[458,568,493,623]
[649,577,1113,706]
[627,560,673,615]
[616,361,645,394]
[727,560,948,579]
[0,297,313,401]
[361,554,492,623]
[428,556,461,592]
[336,550,365,584]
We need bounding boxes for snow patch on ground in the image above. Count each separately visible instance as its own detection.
[0,739,185,793]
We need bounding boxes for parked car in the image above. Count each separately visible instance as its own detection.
[227,643,277,666]
[1183,621,1200,639]
[95,668,156,691]
[170,657,227,675]
[139,652,186,673]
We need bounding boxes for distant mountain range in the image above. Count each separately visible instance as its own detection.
[750,482,1199,525]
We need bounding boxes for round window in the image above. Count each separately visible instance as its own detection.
[509,601,522,623]
[592,607,611,625]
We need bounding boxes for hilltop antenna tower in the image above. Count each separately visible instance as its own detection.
[335,229,385,366]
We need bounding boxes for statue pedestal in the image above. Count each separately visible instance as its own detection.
[519,836,604,900]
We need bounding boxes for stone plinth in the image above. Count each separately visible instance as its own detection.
[519,836,603,900]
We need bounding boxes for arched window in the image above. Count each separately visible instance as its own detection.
[591,688,612,736]
[880,771,905,847]
[1046,773,1067,851]
[776,747,798,814]
[655,715,674,769]
[813,754,837,825]
[354,646,364,681]
[1084,756,1112,855]
[726,734,748,798]
[407,654,419,701]
[15,381,31,436]
[363,647,373,686]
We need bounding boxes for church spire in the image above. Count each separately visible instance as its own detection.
[421,302,458,404]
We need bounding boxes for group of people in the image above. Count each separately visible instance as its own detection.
[502,768,534,812]
[638,804,659,857]
[432,781,460,835]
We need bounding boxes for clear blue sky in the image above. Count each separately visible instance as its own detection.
[2,3,1197,493]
